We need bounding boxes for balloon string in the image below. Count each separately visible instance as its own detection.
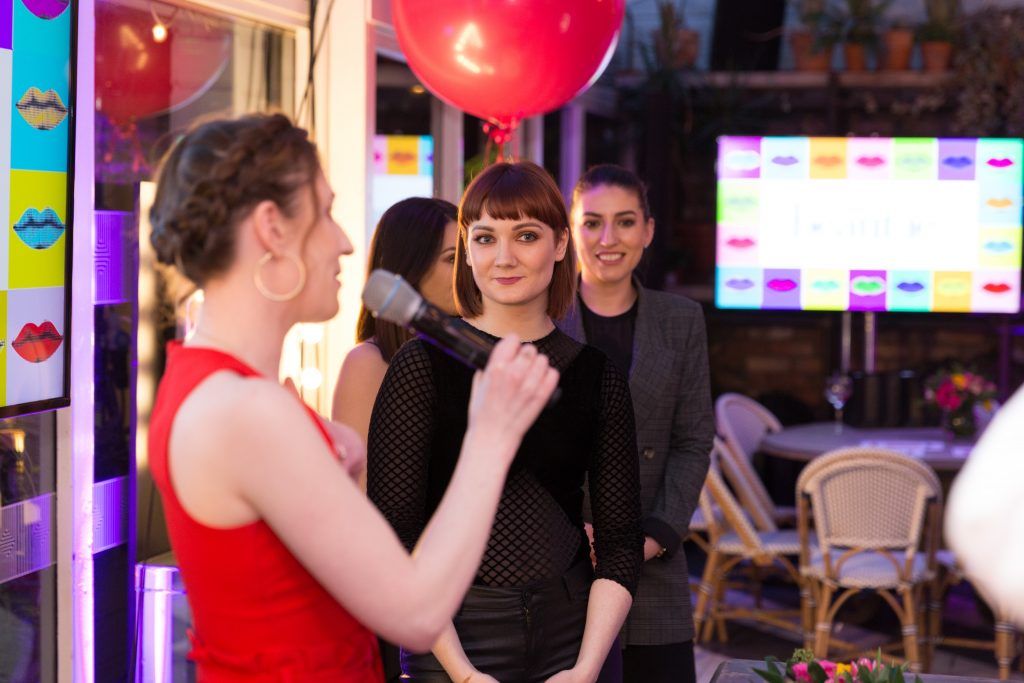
[482,120,519,164]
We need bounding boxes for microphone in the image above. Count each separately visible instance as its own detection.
[361,269,560,402]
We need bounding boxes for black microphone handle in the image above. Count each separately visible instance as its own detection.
[410,304,561,405]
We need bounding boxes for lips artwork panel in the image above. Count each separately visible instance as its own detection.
[11,0,71,173]
[5,286,64,406]
[972,270,1020,313]
[8,170,66,288]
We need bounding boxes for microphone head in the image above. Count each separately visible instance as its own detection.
[362,269,422,326]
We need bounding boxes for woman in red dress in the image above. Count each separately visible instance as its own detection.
[146,113,558,682]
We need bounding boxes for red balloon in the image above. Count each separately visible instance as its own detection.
[95,2,231,125]
[393,0,624,127]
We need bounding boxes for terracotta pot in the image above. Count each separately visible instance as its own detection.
[653,27,700,69]
[921,40,953,73]
[789,30,832,72]
[882,27,914,71]
[843,43,870,71]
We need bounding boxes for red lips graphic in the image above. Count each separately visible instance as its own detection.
[855,155,886,168]
[13,321,63,363]
[983,282,1011,294]
[987,158,1014,168]
[726,237,755,249]
[814,155,843,167]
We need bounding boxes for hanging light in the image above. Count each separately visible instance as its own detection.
[150,3,177,43]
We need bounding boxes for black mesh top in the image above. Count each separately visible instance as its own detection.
[367,327,643,594]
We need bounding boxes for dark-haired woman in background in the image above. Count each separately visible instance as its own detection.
[333,196,457,681]
[333,197,458,476]
[145,113,559,682]
[368,161,643,683]
[562,164,713,683]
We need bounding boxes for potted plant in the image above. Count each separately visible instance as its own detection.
[789,0,836,72]
[653,0,700,70]
[881,18,914,71]
[840,0,893,72]
[917,0,959,72]
[924,365,996,439]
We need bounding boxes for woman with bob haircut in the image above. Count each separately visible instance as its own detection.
[368,161,643,683]
[146,114,559,682]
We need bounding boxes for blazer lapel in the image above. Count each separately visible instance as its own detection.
[629,283,669,432]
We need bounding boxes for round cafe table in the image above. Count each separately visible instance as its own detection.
[760,422,976,472]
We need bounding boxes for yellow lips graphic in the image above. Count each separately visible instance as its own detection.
[16,87,68,130]
[986,198,1014,209]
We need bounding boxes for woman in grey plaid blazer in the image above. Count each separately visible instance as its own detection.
[560,165,714,683]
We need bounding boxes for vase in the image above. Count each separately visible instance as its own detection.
[921,40,953,72]
[790,30,832,72]
[843,43,869,72]
[882,28,914,71]
[942,405,977,439]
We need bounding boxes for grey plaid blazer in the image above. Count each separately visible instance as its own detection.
[559,282,714,645]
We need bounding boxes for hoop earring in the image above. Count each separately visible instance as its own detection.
[254,252,306,302]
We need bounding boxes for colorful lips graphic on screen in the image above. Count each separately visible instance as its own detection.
[23,0,70,19]
[726,237,755,249]
[13,208,65,249]
[985,198,1014,209]
[771,155,799,167]
[13,322,63,363]
[987,158,1015,168]
[766,278,798,292]
[983,282,1012,294]
[811,280,840,292]
[813,155,842,168]
[724,150,761,172]
[896,281,926,293]
[850,276,885,296]
[942,156,973,170]
[725,278,755,290]
[984,241,1014,254]
[16,87,68,130]
[938,280,969,297]
[855,156,886,168]
[897,155,930,169]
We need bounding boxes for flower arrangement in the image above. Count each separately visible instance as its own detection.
[753,649,922,683]
[924,365,996,437]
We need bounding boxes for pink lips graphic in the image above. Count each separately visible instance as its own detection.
[766,278,798,292]
[855,155,886,168]
[987,158,1015,168]
[726,237,755,249]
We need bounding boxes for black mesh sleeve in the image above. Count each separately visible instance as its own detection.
[366,340,437,552]
[588,358,644,596]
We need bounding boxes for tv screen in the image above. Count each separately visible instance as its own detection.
[715,136,1023,314]
[0,0,75,418]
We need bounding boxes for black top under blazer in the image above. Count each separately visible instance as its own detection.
[559,281,714,645]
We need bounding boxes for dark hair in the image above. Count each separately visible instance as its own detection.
[454,161,576,320]
[571,164,652,221]
[356,197,458,362]
[149,113,320,287]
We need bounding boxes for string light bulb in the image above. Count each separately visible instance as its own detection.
[152,21,168,43]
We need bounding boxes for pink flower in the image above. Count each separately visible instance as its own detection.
[792,662,811,682]
[856,657,875,672]
[819,660,837,677]
[935,382,963,411]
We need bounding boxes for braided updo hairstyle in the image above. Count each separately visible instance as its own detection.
[150,113,321,287]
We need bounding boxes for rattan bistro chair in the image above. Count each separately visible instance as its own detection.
[797,448,942,673]
[693,438,809,644]
[927,551,1022,680]
[715,393,797,531]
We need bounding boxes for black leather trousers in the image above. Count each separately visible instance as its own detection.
[401,562,594,683]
